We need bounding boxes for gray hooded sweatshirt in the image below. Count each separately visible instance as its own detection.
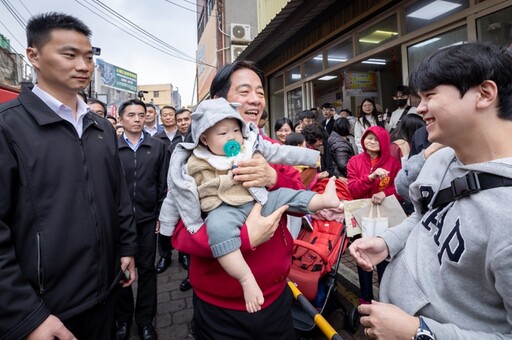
[159,98,319,236]
[380,147,512,339]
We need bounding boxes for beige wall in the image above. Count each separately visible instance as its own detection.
[257,0,289,32]
[137,83,174,108]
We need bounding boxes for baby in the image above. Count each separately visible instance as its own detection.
[159,98,340,312]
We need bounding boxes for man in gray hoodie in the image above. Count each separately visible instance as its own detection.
[349,42,512,339]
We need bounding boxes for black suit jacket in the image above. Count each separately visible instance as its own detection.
[322,118,334,135]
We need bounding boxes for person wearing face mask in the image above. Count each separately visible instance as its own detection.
[386,85,417,133]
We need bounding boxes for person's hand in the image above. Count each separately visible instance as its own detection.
[232,153,277,188]
[348,237,388,272]
[369,168,389,181]
[155,220,160,234]
[26,315,76,340]
[424,142,445,159]
[246,203,288,248]
[120,256,136,287]
[371,191,386,205]
[317,171,329,180]
[359,301,419,339]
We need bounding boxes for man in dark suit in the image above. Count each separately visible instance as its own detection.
[116,99,168,340]
[321,102,334,134]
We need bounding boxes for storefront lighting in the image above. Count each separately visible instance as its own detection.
[411,37,441,48]
[407,1,462,20]
[318,75,337,81]
[291,73,301,80]
[361,58,387,65]
[314,56,348,62]
[358,30,398,44]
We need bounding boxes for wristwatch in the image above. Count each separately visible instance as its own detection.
[413,317,435,340]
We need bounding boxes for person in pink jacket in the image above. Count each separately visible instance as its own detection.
[347,125,401,304]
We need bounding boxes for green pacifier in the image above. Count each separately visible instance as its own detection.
[224,140,241,157]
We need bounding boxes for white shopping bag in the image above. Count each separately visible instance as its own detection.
[361,204,388,238]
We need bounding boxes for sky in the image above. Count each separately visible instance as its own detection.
[0,0,199,105]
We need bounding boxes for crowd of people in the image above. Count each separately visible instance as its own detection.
[1,10,511,340]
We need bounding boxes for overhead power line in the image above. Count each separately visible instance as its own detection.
[18,0,33,17]
[92,0,195,61]
[164,0,217,18]
[0,18,26,51]
[73,0,214,68]
[0,0,27,29]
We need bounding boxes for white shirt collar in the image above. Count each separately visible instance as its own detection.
[32,85,89,137]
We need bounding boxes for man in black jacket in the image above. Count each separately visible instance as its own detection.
[153,105,176,274]
[321,102,335,135]
[0,13,137,340]
[116,99,168,340]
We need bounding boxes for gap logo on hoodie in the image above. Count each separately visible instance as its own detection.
[419,185,465,266]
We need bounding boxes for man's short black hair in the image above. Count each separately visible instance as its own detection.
[285,133,306,146]
[106,114,117,124]
[298,110,315,121]
[392,85,410,97]
[87,98,107,114]
[321,102,332,109]
[175,108,191,119]
[210,60,265,99]
[26,12,91,49]
[410,42,512,120]
[145,103,156,111]
[160,105,176,112]
[118,99,146,117]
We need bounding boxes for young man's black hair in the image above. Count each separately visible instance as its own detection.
[26,12,91,48]
[298,109,316,121]
[392,85,410,97]
[410,42,512,119]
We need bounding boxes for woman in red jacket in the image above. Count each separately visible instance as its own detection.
[347,125,401,304]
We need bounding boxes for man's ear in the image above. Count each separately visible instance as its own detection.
[26,47,39,68]
[477,80,498,110]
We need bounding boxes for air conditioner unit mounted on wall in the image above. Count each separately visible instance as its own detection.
[230,23,251,43]
[230,44,247,62]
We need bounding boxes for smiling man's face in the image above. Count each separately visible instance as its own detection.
[225,68,265,125]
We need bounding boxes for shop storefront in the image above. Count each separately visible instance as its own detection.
[240,0,512,137]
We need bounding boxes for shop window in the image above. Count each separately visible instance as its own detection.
[407,25,467,73]
[405,0,468,34]
[476,6,512,48]
[304,54,323,78]
[285,66,301,85]
[270,74,284,92]
[327,39,353,68]
[357,15,398,54]
[287,87,303,122]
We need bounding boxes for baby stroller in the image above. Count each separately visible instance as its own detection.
[288,179,360,337]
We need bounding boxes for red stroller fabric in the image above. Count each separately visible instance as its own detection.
[288,178,351,301]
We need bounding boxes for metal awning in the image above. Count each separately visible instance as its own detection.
[237,0,338,63]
